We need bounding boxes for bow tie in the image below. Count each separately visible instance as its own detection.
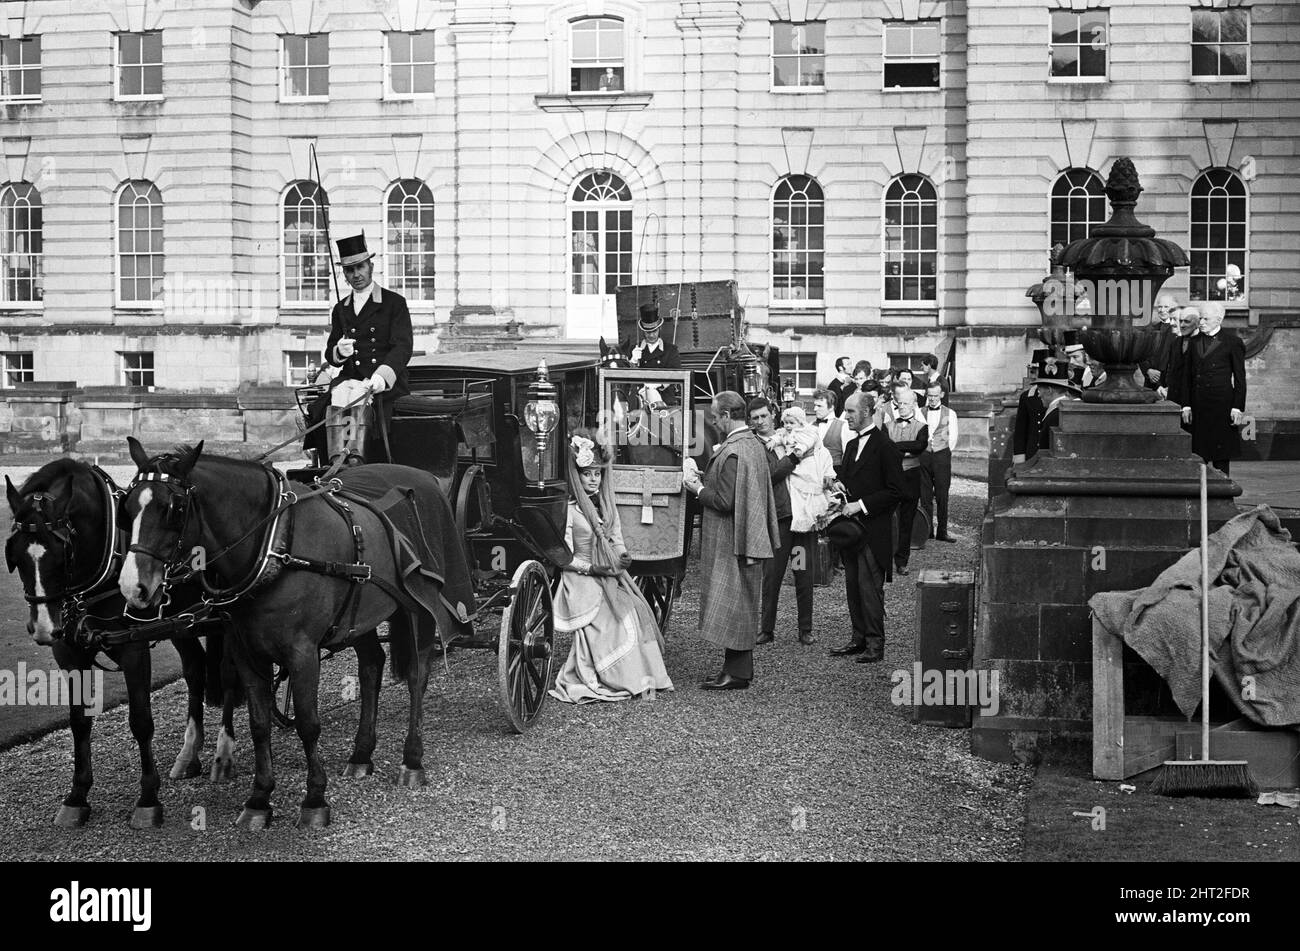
[814,418,829,426]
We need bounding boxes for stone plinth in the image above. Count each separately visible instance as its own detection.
[974,400,1241,764]
[0,382,83,453]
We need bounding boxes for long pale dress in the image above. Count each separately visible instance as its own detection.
[549,500,674,703]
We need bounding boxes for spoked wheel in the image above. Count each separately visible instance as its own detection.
[636,574,678,637]
[271,665,295,730]
[497,560,556,734]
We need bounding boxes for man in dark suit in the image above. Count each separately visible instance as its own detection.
[829,391,907,663]
[305,232,413,465]
[630,303,681,369]
[826,356,857,417]
[1012,352,1082,463]
[1178,302,1247,476]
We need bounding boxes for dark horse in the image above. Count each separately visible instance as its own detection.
[5,459,240,828]
[120,439,445,829]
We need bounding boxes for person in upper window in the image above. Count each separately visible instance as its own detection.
[598,67,622,92]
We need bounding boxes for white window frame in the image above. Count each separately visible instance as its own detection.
[280,34,330,103]
[0,35,41,103]
[1,351,34,389]
[881,173,939,309]
[1047,9,1109,84]
[881,20,941,92]
[1,182,43,309]
[115,181,164,310]
[119,351,155,388]
[1188,167,1249,310]
[770,175,825,308]
[384,179,436,303]
[280,181,333,309]
[779,352,819,396]
[770,21,827,93]
[1048,168,1107,253]
[569,17,626,94]
[384,30,435,101]
[115,31,163,102]
[1190,7,1251,83]
[284,350,317,386]
[568,171,633,297]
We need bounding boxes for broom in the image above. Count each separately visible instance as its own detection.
[1150,463,1258,798]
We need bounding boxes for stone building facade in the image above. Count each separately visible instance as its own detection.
[0,0,1297,413]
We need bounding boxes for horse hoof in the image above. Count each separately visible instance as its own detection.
[210,758,236,783]
[296,805,331,829]
[129,805,164,830]
[235,807,272,831]
[394,766,428,788]
[54,805,91,828]
[340,761,373,779]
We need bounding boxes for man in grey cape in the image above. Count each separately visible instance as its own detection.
[683,391,781,690]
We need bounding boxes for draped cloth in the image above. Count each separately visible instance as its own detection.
[549,501,673,704]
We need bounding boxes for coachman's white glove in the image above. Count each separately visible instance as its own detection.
[335,337,356,360]
[367,373,388,394]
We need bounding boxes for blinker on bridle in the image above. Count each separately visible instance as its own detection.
[125,469,197,566]
[6,491,78,606]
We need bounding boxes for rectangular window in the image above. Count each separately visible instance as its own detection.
[887,353,930,376]
[284,350,316,387]
[1049,9,1108,81]
[120,351,155,388]
[386,31,435,97]
[883,20,940,89]
[772,21,825,89]
[1,352,33,388]
[570,18,624,93]
[282,34,329,101]
[0,36,41,102]
[1191,8,1249,80]
[779,353,818,395]
[117,31,162,99]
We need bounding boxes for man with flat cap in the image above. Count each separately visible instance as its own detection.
[629,302,681,370]
[304,232,413,466]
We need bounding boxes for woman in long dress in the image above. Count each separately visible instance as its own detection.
[549,430,674,704]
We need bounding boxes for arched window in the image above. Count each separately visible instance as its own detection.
[772,175,824,303]
[385,179,434,301]
[116,181,163,305]
[569,171,632,296]
[883,174,937,303]
[1,183,42,303]
[1190,168,1247,305]
[282,181,331,304]
[1049,168,1106,251]
[570,17,624,92]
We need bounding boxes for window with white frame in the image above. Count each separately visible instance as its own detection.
[779,352,819,396]
[282,181,332,305]
[1049,168,1106,251]
[883,174,938,304]
[1192,7,1249,80]
[1,352,33,388]
[569,172,632,295]
[120,351,154,388]
[1,183,42,304]
[772,175,824,304]
[1049,9,1108,80]
[284,350,317,386]
[117,181,163,306]
[772,21,826,89]
[883,20,940,89]
[0,36,41,102]
[117,31,162,99]
[386,31,434,97]
[385,179,434,301]
[570,18,624,92]
[281,34,329,101]
[1189,168,1247,306]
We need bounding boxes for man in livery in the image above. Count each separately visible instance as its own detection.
[304,233,413,466]
[1011,352,1083,464]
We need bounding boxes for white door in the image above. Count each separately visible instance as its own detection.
[566,171,632,340]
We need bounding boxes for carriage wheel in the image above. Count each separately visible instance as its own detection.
[497,560,556,734]
[271,665,295,730]
[636,574,678,637]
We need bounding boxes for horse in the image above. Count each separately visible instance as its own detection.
[119,438,447,829]
[5,459,241,829]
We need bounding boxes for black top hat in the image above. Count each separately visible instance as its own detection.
[335,233,375,266]
[1062,329,1085,353]
[1032,353,1083,392]
[638,302,663,332]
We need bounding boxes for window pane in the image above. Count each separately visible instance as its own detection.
[391,65,411,95]
[1079,45,1106,76]
[773,57,797,86]
[1221,9,1248,43]
[914,23,940,57]
[1221,45,1247,77]
[413,64,434,94]
[143,31,162,63]
[308,66,328,97]
[1080,11,1107,44]
[885,61,939,88]
[143,64,161,95]
[286,38,306,67]
[1191,11,1219,45]
[572,23,598,60]
[1050,12,1079,45]
[388,32,408,64]
[884,24,909,57]
[1050,47,1078,77]
[413,31,436,62]
[121,66,142,96]
[307,35,327,65]
[773,22,794,53]
[119,34,140,66]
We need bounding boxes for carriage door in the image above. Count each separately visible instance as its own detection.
[567,171,632,340]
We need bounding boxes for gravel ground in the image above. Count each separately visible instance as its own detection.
[0,476,1032,861]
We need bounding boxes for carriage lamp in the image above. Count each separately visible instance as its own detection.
[781,378,796,406]
[524,359,560,488]
[741,359,762,397]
